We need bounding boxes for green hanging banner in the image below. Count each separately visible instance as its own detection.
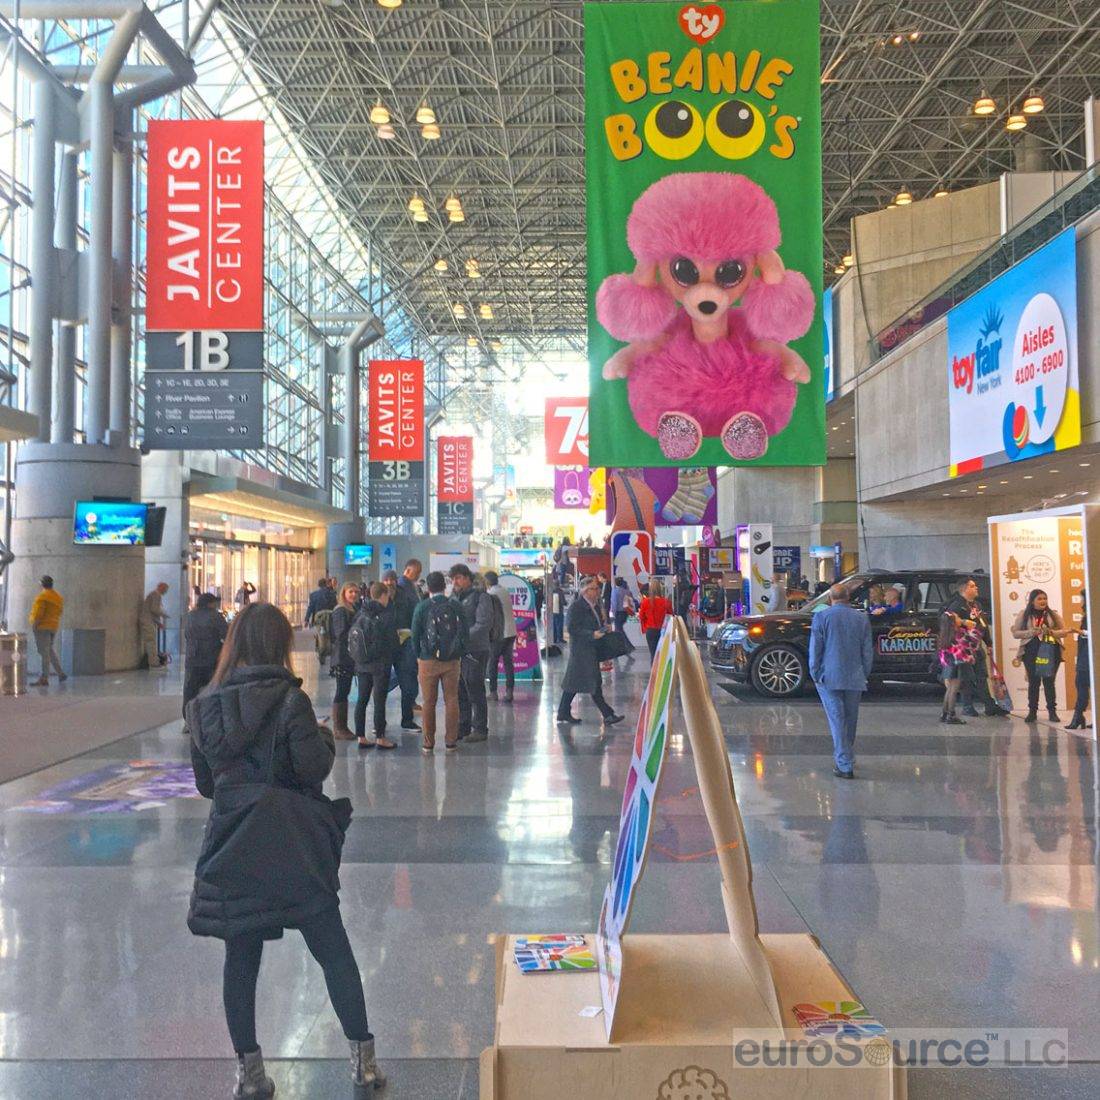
[586,1,824,469]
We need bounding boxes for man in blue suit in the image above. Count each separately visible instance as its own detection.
[809,584,874,779]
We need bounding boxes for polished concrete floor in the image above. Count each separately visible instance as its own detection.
[0,638,1096,1098]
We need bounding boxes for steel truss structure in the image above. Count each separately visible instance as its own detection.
[217,0,1098,348]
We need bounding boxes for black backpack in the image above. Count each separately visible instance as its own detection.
[348,611,386,666]
[424,599,464,661]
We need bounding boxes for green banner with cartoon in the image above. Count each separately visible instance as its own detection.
[586,1,824,468]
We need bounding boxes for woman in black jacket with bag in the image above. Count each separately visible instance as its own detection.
[556,575,625,729]
[187,603,383,1099]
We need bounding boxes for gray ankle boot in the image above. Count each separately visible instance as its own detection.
[350,1038,386,1095]
[233,1048,275,1099]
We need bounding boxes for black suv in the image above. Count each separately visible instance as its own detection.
[710,571,992,698]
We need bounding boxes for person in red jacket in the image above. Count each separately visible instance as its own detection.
[639,578,673,659]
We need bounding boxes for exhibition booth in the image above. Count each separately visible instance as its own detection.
[988,504,1098,735]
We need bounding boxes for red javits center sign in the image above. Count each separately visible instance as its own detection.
[369,360,425,517]
[437,436,474,534]
[145,119,264,332]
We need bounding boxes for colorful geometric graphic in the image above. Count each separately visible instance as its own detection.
[595,617,678,1034]
[793,1001,887,1040]
[513,936,596,973]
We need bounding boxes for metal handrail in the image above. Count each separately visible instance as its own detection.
[872,163,1100,361]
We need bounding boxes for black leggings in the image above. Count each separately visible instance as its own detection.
[223,907,370,1054]
[333,667,354,706]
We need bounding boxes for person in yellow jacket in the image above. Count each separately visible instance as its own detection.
[29,575,66,687]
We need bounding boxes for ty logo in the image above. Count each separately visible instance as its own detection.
[679,4,725,44]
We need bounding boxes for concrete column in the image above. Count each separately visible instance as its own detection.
[52,148,78,443]
[109,128,133,442]
[28,78,55,443]
[341,340,360,512]
[9,443,144,671]
[327,518,367,582]
[85,78,114,445]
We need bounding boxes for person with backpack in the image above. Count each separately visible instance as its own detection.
[328,582,362,741]
[449,564,496,744]
[349,582,399,750]
[411,570,468,753]
[484,570,516,702]
[305,576,337,627]
[185,603,383,1098]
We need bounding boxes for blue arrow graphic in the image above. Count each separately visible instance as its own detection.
[1035,385,1046,427]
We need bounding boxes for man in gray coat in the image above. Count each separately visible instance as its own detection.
[809,583,874,779]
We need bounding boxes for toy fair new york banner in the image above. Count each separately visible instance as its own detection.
[586,1,824,469]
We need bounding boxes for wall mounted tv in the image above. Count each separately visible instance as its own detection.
[344,544,374,566]
[73,501,148,546]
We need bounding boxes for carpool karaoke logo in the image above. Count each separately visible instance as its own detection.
[951,305,1003,396]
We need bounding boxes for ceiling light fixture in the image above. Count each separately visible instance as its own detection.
[416,103,437,125]
[842,253,854,267]
[448,209,466,223]
[467,336,479,348]
[412,209,429,223]
[444,195,463,213]
[408,194,426,213]
[1023,92,1045,114]
[973,92,995,116]
[375,123,396,140]
[891,34,903,46]
[1006,113,1027,131]
[377,0,402,9]
[895,188,913,206]
[452,303,466,318]
[479,303,493,319]
[369,101,391,125]
[433,258,448,273]
[421,123,441,140]
[908,30,920,41]
[833,264,845,275]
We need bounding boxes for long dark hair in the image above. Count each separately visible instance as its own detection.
[209,602,295,687]
[937,612,958,651]
[1023,589,1050,621]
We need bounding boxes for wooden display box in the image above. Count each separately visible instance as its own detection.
[481,933,907,1100]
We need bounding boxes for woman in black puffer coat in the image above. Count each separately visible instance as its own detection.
[186,602,383,1099]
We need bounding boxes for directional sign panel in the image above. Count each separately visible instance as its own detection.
[437,501,474,534]
[144,371,264,450]
[368,460,425,517]
[146,330,264,373]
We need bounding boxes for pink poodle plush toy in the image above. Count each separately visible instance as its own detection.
[596,172,815,460]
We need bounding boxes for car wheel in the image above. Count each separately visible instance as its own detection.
[750,644,807,698]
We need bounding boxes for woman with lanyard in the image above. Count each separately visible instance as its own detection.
[1011,589,1070,723]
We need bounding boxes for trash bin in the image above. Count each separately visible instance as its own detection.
[0,632,28,696]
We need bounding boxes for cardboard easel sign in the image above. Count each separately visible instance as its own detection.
[481,616,906,1099]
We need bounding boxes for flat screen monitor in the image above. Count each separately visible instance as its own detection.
[345,544,374,566]
[73,501,148,545]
